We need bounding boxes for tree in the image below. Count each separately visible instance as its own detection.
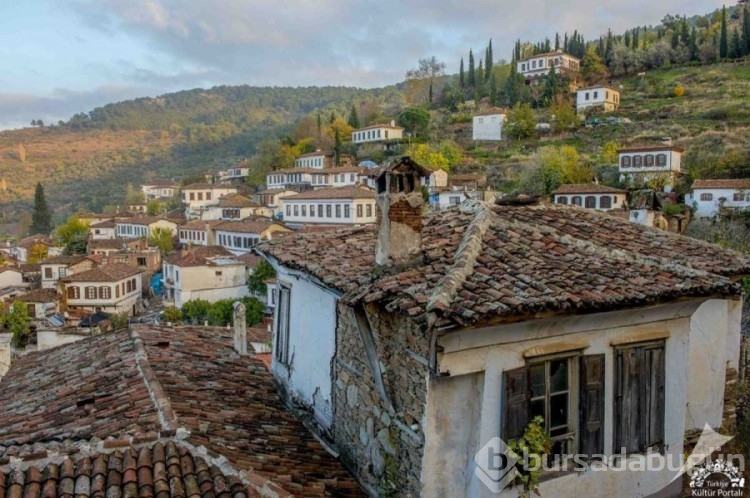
[743,5,750,55]
[30,120,37,127]
[505,103,536,139]
[405,56,446,105]
[146,199,164,216]
[56,215,90,255]
[502,66,530,107]
[30,182,52,235]
[581,46,609,84]
[551,99,578,132]
[347,104,360,129]
[248,259,277,295]
[542,65,563,106]
[468,50,476,87]
[599,141,620,165]
[404,142,461,172]
[396,107,431,137]
[485,39,494,82]
[6,301,31,348]
[720,6,729,59]
[489,75,498,106]
[149,227,174,256]
[730,28,743,59]
[124,183,145,205]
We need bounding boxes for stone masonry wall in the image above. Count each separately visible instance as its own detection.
[334,303,430,497]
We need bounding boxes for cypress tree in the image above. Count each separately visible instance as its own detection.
[720,6,728,59]
[486,39,493,82]
[347,104,360,128]
[459,58,465,88]
[476,59,484,90]
[605,29,613,63]
[468,50,476,87]
[743,5,750,56]
[624,30,631,48]
[633,28,639,49]
[555,33,560,51]
[689,26,699,61]
[428,83,433,103]
[30,182,51,236]
[316,112,322,137]
[329,111,336,124]
[490,75,498,106]
[680,17,689,44]
[671,30,679,50]
[564,33,569,52]
[730,27,742,59]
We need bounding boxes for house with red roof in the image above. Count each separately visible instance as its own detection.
[688,178,750,218]
[61,264,145,316]
[257,156,749,498]
[552,183,628,211]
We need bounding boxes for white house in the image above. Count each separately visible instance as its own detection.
[40,255,99,290]
[516,50,581,84]
[265,168,316,190]
[281,186,377,227]
[214,219,290,256]
[472,109,506,141]
[351,123,404,144]
[254,189,298,219]
[201,193,271,221]
[0,267,27,290]
[257,158,750,498]
[553,183,627,210]
[178,220,222,246]
[181,183,238,219]
[576,86,621,114]
[618,144,684,185]
[141,180,177,200]
[115,217,178,239]
[18,288,58,319]
[61,264,144,316]
[11,236,62,263]
[89,220,116,240]
[217,165,249,184]
[688,179,750,218]
[162,246,249,308]
[294,150,354,169]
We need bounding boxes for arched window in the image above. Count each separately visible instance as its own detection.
[571,196,583,206]
[585,196,597,208]
[633,155,643,167]
[600,196,612,209]
[656,154,667,166]
[644,155,654,167]
[557,196,568,205]
[621,156,631,168]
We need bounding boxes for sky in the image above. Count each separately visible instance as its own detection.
[0,0,727,129]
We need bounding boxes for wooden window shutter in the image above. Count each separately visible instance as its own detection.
[643,346,665,449]
[579,355,605,457]
[503,367,529,441]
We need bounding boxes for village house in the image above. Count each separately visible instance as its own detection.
[40,254,99,289]
[687,178,750,218]
[472,108,506,141]
[178,220,221,246]
[257,157,749,498]
[265,168,318,190]
[162,246,249,307]
[432,173,496,209]
[181,183,238,219]
[351,122,404,144]
[0,325,365,497]
[141,179,177,199]
[88,219,116,239]
[61,263,145,316]
[214,219,289,256]
[552,183,627,210]
[17,288,58,319]
[618,142,684,186]
[281,186,377,227]
[87,237,148,257]
[516,50,581,86]
[575,85,621,114]
[10,235,61,263]
[295,150,354,169]
[254,188,298,218]
[115,216,178,239]
[0,267,26,290]
[201,193,272,220]
[217,163,249,184]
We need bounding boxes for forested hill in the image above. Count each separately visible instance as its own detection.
[0,84,405,224]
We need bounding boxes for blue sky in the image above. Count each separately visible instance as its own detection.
[0,0,726,129]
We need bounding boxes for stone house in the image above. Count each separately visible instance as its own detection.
[257,157,750,498]
[17,288,58,319]
[40,255,99,289]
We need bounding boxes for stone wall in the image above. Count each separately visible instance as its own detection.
[334,303,429,497]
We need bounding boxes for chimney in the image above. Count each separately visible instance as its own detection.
[390,120,396,127]
[205,223,216,245]
[232,301,247,355]
[662,137,672,146]
[375,157,428,267]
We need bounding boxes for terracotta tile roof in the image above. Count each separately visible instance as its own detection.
[0,326,363,497]
[236,253,262,266]
[264,167,320,177]
[17,288,58,303]
[517,50,580,61]
[297,151,329,158]
[577,85,620,92]
[89,220,116,229]
[321,166,369,174]
[41,255,91,266]
[617,144,685,153]
[217,193,261,208]
[88,238,139,250]
[691,179,750,190]
[15,236,52,249]
[166,246,235,267]
[0,267,23,275]
[179,220,223,230]
[143,179,177,187]
[352,123,404,131]
[473,107,507,116]
[553,183,628,195]
[254,188,296,196]
[216,220,282,234]
[182,183,238,191]
[257,200,750,329]
[16,264,41,274]
[116,216,174,227]
[61,264,143,283]
[283,186,375,201]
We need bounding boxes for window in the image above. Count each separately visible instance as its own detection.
[571,196,582,206]
[206,192,211,201]
[600,196,612,209]
[344,204,350,218]
[175,270,179,283]
[644,155,654,167]
[357,204,363,217]
[116,285,120,298]
[85,286,97,299]
[656,154,667,166]
[198,192,203,201]
[309,205,315,217]
[293,205,299,217]
[734,192,748,202]
[275,285,291,365]
[190,192,195,201]
[700,193,714,201]
[302,205,307,217]
[621,156,631,168]
[366,204,373,217]
[449,196,461,205]
[593,91,598,99]
[478,118,484,124]
[614,342,665,454]
[286,205,291,216]
[67,286,80,299]
[504,354,605,458]
[335,204,341,218]
[585,196,597,209]
[326,205,332,218]
[585,92,590,101]
[318,204,323,217]
[44,267,53,279]
[215,271,223,276]
[633,155,643,167]
[557,196,568,205]
[137,257,146,266]
[99,286,111,299]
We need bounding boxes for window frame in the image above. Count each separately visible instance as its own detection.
[275,284,292,365]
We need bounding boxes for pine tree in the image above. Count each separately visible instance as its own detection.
[605,29,614,64]
[30,182,51,236]
[489,75,498,106]
[689,26,699,61]
[720,6,729,59]
[347,104,360,128]
[555,33,560,51]
[329,111,336,124]
[633,28,639,49]
[730,27,742,59]
[743,5,750,56]
[624,30,631,48]
[316,112,322,137]
[459,58,465,88]
[468,50,476,87]
[486,39,493,82]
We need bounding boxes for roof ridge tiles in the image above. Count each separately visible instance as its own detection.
[427,200,494,314]
[130,330,179,432]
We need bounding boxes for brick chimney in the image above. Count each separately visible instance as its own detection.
[375,157,430,267]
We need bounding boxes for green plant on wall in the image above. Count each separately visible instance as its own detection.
[507,416,552,497]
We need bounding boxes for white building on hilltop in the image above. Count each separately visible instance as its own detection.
[472,109,506,141]
[687,179,750,218]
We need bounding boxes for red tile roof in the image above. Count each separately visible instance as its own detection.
[617,144,685,153]
[216,220,284,234]
[283,186,375,201]
[61,264,143,283]
[553,183,628,195]
[41,255,92,266]
[17,288,58,303]
[88,238,143,250]
[0,326,362,497]
[217,193,261,208]
[258,201,750,329]
[182,183,238,191]
[89,219,116,228]
[166,246,235,267]
[691,179,750,190]
[15,235,52,249]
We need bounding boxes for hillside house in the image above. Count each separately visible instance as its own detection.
[178,220,221,246]
[214,219,289,256]
[11,235,61,263]
[553,183,627,210]
[256,156,749,498]
[88,219,116,239]
[217,164,249,184]
[61,264,145,316]
[115,217,178,239]
[618,143,683,186]
[0,267,26,290]
[265,168,318,190]
[181,183,238,219]
[141,180,177,199]
[162,246,249,307]
[472,108,506,141]
[254,188,298,217]
[687,179,750,218]
[87,237,148,257]
[41,255,99,289]
[295,150,354,169]
[18,288,58,319]
[517,50,581,86]
[351,122,404,144]
[576,86,621,114]
[281,186,377,227]
[202,193,271,220]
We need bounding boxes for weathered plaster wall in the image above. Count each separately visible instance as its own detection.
[36,331,87,351]
[334,304,429,497]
